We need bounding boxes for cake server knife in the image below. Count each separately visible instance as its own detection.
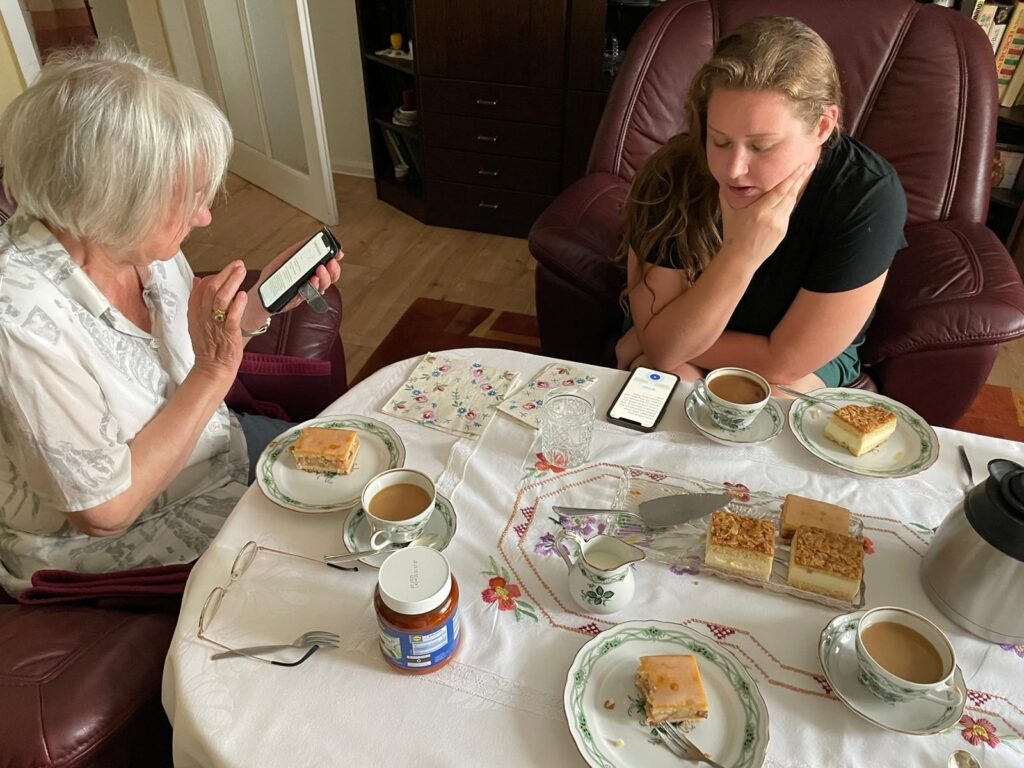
[552,492,731,530]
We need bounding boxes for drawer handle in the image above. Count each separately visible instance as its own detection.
[476,134,498,142]
[477,168,500,177]
[475,98,498,106]
[478,201,501,210]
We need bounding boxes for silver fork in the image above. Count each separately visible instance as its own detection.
[655,725,727,768]
[210,630,340,660]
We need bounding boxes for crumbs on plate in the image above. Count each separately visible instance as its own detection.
[610,738,625,748]
[603,699,615,710]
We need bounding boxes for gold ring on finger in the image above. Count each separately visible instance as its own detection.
[211,308,227,323]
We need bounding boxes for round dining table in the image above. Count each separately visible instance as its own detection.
[163,348,1024,767]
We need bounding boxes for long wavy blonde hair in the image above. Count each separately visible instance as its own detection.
[618,16,843,307]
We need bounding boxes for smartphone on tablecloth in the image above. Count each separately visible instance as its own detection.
[257,228,341,313]
[607,366,680,432]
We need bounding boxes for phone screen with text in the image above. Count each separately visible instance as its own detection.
[608,367,678,429]
[258,233,332,307]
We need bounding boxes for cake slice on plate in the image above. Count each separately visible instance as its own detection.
[636,654,709,725]
[823,404,897,457]
[290,427,360,474]
[704,510,775,582]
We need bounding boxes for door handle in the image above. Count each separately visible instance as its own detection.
[478,201,500,209]
[476,134,498,142]
[477,168,500,177]
[475,98,498,106]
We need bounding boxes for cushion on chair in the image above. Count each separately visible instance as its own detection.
[0,604,175,768]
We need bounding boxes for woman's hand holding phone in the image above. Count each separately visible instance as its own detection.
[242,234,344,330]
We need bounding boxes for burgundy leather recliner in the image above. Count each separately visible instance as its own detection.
[0,184,347,767]
[529,0,1024,427]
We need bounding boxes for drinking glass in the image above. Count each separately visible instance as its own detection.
[541,389,596,469]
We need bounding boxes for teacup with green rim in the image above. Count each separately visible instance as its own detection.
[854,606,965,708]
[361,468,435,545]
[692,367,770,433]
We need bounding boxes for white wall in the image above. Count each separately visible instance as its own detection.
[308,0,371,178]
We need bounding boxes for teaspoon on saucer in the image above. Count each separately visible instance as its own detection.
[323,532,442,564]
[776,385,839,410]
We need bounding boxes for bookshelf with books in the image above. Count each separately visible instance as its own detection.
[958,0,1024,261]
[354,0,424,220]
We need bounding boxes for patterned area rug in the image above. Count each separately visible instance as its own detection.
[352,298,541,386]
[954,382,1024,442]
[355,298,1022,441]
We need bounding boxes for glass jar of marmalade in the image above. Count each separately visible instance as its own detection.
[374,547,460,674]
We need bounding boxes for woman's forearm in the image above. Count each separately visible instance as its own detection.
[66,369,234,536]
[690,331,772,374]
[635,244,759,370]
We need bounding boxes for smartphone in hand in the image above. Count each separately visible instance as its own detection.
[258,228,341,313]
[607,366,680,432]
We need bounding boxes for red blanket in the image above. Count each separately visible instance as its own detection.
[16,563,193,612]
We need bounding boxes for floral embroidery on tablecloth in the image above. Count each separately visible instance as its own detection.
[1000,643,1024,659]
[955,715,1024,754]
[481,556,538,622]
[533,513,610,558]
[723,481,751,501]
[522,453,566,480]
[669,557,701,576]
[960,715,1000,748]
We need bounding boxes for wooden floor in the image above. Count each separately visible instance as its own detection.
[184,173,1024,390]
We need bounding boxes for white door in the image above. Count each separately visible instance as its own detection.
[160,0,337,224]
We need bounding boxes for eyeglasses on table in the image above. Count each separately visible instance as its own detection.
[197,540,353,667]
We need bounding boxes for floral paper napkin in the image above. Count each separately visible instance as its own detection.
[382,353,520,439]
[496,363,597,429]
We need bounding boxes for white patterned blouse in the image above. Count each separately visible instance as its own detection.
[0,212,248,596]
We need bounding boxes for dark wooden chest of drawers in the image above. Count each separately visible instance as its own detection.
[357,0,608,238]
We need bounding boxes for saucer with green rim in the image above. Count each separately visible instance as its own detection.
[684,390,784,446]
[818,611,966,735]
[342,493,457,568]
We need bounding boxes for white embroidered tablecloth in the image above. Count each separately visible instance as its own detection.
[162,349,1024,768]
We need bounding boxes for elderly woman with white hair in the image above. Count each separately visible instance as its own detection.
[0,46,342,596]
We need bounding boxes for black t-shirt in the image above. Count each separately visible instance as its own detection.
[646,135,908,345]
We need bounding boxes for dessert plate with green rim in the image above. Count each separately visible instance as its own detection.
[341,493,457,568]
[564,620,769,768]
[256,415,406,513]
[788,388,939,479]
[684,390,785,446]
[819,611,966,735]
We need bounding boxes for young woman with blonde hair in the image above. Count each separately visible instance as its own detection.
[615,16,906,391]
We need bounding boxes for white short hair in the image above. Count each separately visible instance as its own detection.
[0,44,232,250]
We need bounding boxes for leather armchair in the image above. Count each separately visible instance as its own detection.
[0,182,347,766]
[529,0,1024,427]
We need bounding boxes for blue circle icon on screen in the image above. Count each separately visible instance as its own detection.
[649,373,661,381]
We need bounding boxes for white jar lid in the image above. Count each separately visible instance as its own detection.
[377,547,452,615]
